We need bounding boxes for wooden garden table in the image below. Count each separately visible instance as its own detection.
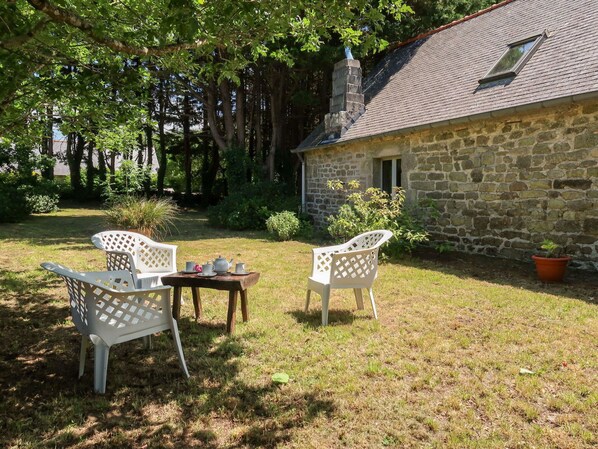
[160,271,260,334]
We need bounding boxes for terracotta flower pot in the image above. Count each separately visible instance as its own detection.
[532,255,571,282]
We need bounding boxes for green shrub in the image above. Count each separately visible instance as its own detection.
[326,181,434,256]
[25,193,59,213]
[207,182,299,230]
[104,195,179,238]
[100,160,154,198]
[297,212,314,239]
[0,181,29,223]
[266,211,301,241]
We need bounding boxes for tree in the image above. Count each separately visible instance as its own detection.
[381,0,504,43]
[1,0,413,193]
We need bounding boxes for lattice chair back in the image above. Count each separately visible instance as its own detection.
[41,262,170,347]
[41,262,136,341]
[330,230,393,287]
[41,262,189,393]
[329,247,380,288]
[312,230,393,276]
[92,231,177,275]
[306,230,393,325]
[344,230,393,252]
[105,251,139,285]
[92,231,141,258]
[135,238,177,273]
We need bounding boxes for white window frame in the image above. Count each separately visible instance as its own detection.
[380,158,401,195]
[479,31,547,84]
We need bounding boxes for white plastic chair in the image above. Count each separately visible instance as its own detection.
[41,262,189,394]
[91,231,177,289]
[305,230,393,325]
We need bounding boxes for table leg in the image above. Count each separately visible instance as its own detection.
[240,289,249,322]
[191,287,202,322]
[354,288,364,310]
[226,290,238,334]
[172,286,182,321]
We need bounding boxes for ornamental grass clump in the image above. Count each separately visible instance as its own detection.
[326,180,433,256]
[104,195,179,239]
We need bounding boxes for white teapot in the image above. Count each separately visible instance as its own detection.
[213,255,233,274]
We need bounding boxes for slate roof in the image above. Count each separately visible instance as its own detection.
[297,0,598,151]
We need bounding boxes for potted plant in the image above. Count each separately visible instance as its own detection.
[532,239,571,282]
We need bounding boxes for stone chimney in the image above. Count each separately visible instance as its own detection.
[324,58,365,140]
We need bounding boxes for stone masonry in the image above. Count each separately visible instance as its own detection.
[305,100,598,269]
[323,59,365,140]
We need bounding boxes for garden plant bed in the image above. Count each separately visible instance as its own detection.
[0,206,596,448]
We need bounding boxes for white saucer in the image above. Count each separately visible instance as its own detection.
[231,271,249,276]
[197,272,217,277]
[182,270,198,274]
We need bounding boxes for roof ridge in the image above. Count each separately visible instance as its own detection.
[389,0,517,50]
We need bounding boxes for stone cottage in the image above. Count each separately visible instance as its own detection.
[294,0,598,269]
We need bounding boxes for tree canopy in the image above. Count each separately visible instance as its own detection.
[0,0,505,207]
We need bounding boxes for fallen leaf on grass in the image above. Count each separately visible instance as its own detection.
[519,368,535,375]
[272,372,290,384]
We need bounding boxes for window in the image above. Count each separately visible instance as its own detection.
[479,32,546,84]
[381,158,401,195]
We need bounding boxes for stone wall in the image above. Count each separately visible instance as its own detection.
[305,100,598,269]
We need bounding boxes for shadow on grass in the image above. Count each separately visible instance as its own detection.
[0,270,335,448]
[394,248,598,305]
[0,209,275,247]
[0,212,105,248]
[288,309,365,328]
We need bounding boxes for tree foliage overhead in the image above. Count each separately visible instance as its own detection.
[0,0,508,206]
[0,0,412,146]
[2,0,412,64]
[382,0,504,43]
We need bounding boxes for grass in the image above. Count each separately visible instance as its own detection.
[0,205,596,448]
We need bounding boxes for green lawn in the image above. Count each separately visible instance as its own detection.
[1,206,596,448]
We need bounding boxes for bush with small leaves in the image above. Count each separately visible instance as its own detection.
[208,182,298,231]
[326,180,435,256]
[0,182,29,222]
[266,211,301,241]
[25,193,60,214]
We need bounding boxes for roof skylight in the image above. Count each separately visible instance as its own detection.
[479,32,547,83]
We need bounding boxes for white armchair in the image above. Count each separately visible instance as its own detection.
[91,231,177,289]
[41,262,189,393]
[305,230,393,325]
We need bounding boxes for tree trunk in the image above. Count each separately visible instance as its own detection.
[268,66,286,180]
[86,139,95,196]
[136,135,144,167]
[200,141,219,202]
[182,95,193,197]
[98,150,107,183]
[108,151,116,184]
[219,79,235,148]
[156,79,168,195]
[41,104,54,180]
[144,122,153,196]
[235,77,246,148]
[67,133,85,192]
[205,81,227,151]
[255,77,263,162]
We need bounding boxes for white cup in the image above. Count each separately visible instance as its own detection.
[185,261,195,272]
[202,263,214,275]
[235,262,246,274]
